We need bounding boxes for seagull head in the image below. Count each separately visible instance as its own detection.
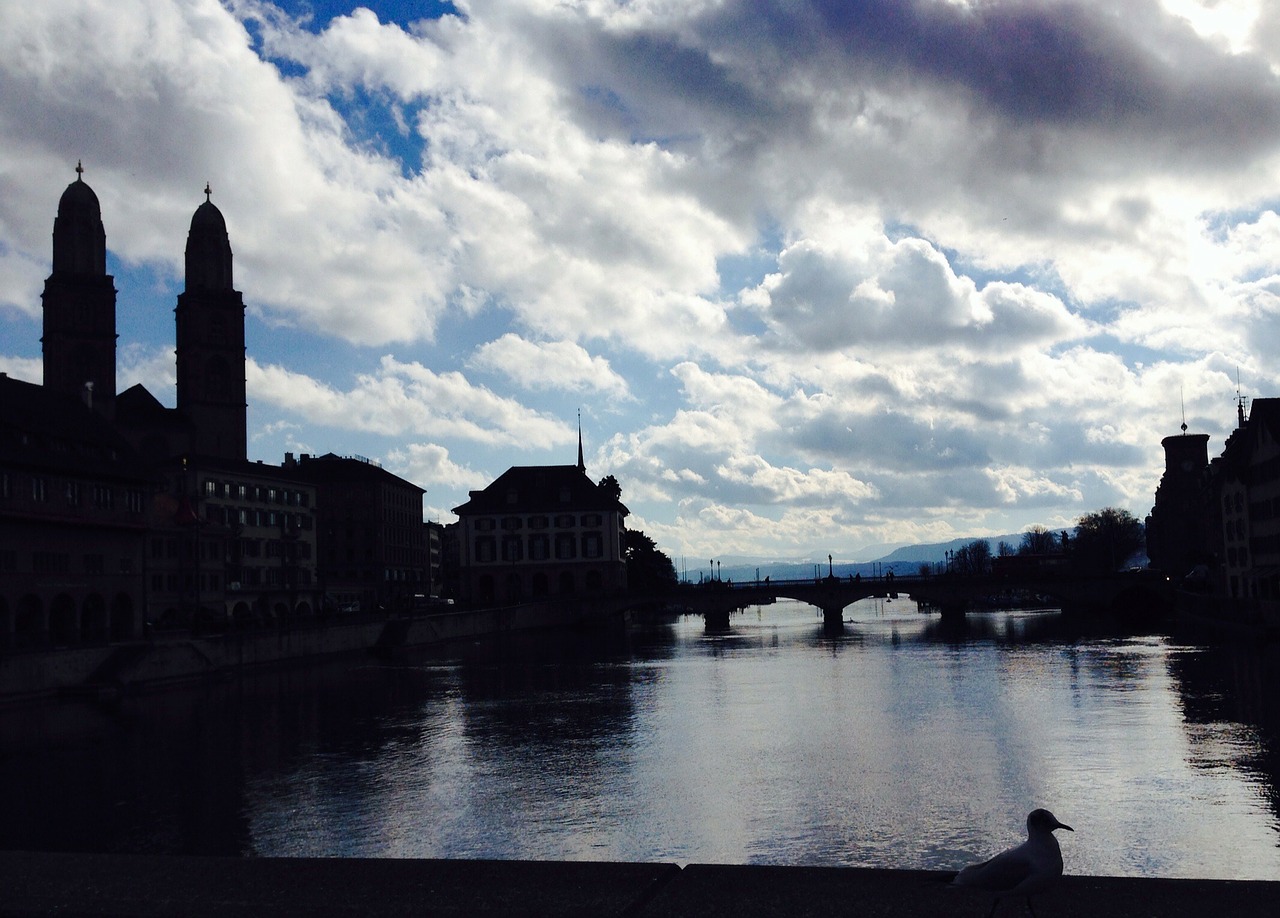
[1027,808,1073,835]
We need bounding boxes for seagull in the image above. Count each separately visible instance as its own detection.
[951,808,1074,918]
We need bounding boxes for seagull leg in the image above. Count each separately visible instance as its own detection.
[1025,897,1037,918]
[985,899,1000,918]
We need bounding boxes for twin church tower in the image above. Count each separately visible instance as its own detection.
[41,163,247,462]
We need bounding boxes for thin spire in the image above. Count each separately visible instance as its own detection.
[204,182,212,202]
[1180,387,1187,434]
[75,160,84,181]
[577,409,585,471]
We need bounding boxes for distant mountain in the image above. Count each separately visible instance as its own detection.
[677,535,1033,583]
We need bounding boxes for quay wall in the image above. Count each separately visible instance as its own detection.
[1,850,1277,917]
[0,600,610,704]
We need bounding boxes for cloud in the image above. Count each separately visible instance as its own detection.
[469,334,631,398]
[248,355,571,447]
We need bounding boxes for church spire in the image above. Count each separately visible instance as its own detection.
[577,410,585,471]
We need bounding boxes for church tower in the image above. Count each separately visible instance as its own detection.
[41,162,117,416]
[175,185,247,461]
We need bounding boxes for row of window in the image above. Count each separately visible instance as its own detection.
[148,567,314,593]
[475,513,609,532]
[1,471,144,513]
[148,536,313,562]
[0,550,136,575]
[203,478,310,507]
[204,505,313,531]
[473,532,607,563]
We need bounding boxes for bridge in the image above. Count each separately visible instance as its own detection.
[657,569,1172,630]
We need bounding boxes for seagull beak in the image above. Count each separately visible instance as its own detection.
[1056,820,1074,832]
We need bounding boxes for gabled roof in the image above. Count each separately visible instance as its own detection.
[0,374,155,483]
[116,383,191,430]
[453,464,628,516]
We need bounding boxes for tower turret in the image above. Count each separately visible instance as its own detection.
[175,185,247,461]
[41,162,117,416]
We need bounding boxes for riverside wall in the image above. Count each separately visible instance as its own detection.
[0,600,610,705]
[1,851,1277,917]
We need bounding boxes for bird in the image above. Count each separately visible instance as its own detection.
[950,808,1074,918]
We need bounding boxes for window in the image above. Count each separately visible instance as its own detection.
[33,551,69,573]
[502,537,523,562]
[65,481,82,506]
[84,553,105,574]
[92,485,113,509]
[529,515,548,530]
[125,489,144,513]
[32,477,48,502]
[475,518,495,531]
[205,480,218,497]
[555,534,576,560]
[582,513,602,526]
[555,514,575,528]
[501,516,522,531]
[583,533,603,559]
[476,537,496,562]
[529,535,550,561]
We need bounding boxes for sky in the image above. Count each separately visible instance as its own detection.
[4,0,1280,567]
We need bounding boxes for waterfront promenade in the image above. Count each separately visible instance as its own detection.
[2,851,1277,917]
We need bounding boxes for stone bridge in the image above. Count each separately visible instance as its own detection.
[645,569,1172,630]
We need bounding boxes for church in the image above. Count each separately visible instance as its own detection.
[2,165,324,643]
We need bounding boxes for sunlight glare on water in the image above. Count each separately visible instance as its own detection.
[234,600,1280,878]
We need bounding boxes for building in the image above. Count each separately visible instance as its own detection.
[1145,425,1211,578]
[451,446,628,605]
[1,374,154,649]
[1149,396,1280,602]
[2,165,328,641]
[283,452,428,613]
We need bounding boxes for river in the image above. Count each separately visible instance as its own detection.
[1,599,1277,879]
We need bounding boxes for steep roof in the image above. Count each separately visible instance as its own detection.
[452,464,628,516]
[0,374,154,484]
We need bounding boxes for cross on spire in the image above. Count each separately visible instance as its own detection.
[75,160,84,180]
[204,182,212,202]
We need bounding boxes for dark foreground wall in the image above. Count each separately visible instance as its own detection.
[1,851,1277,917]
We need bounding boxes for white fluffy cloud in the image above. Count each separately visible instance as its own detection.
[5,0,1280,560]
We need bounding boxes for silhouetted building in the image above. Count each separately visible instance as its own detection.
[1209,398,1280,599]
[1146,427,1210,577]
[41,163,117,419]
[144,456,317,629]
[1,374,153,648]
[3,167,329,643]
[451,447,628,604]
[284,452,427,613]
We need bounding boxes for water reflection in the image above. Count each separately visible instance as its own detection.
[1,601,1277,878]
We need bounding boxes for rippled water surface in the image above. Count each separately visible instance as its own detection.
[3,601,1278,878]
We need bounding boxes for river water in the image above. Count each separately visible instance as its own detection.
[2,599,1278,879]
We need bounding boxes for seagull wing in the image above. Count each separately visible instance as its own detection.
[952,841,1036,893]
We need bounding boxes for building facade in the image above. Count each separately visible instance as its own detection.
[451,460,628,605]
[284,452,428,613]
[1,375,153,649]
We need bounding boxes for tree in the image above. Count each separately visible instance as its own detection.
[624,529,677,591]
[997,540,1016,558]
[1019,525,1059,555]
[951,539,993,576]
[1070,507,1144,573]
[598,474,622,502]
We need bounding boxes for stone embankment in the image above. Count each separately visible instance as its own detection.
[1,851,1276,917]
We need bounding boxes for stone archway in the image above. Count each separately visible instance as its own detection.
[49,593,77,645]
[110,593,135,640]
[15,595,43,648]
[82,593,108,644]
